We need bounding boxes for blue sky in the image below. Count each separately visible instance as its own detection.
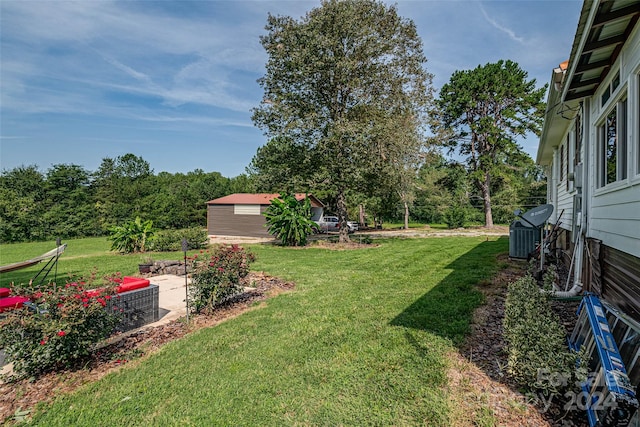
[1,0,582,178]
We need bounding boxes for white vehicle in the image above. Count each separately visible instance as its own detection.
[314,216,358,233]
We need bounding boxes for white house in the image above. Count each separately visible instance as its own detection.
[537,0,640,398]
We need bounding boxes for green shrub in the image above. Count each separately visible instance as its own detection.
[187,244,255,314]
[150,227,209,252]
[264,193,316,246]
[443,205,466,229]
[108,216,155,253]
[0,278,122,378]
[503,275,587,396]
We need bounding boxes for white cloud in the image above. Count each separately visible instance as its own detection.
[0,1,270,117]
[0,0,582,173]
[99,54,153,84]
[478,2,525,44]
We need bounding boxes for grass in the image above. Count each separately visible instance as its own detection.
[0,238,185,288]
[3,236,509,426]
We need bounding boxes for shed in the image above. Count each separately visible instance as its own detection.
[206,193,324,238]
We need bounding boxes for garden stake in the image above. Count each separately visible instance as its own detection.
[182,238,189,324]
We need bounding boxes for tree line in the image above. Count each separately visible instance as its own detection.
[1,149,544,245]
[0,154,254,243]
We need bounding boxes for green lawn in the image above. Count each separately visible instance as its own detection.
[4,236,509,426]
[0,237,184,288]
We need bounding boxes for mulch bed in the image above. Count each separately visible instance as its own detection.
[456,254,588,427]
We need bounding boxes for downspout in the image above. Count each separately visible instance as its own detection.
[550,232,584,298]
[579,99,590,290]
[549,101,588,299]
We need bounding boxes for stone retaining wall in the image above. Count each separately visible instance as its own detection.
[147,260,192,276]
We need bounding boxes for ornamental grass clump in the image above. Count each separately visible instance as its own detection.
[503,274,587,396]
[0,277,122,378]
[188,244,256,314]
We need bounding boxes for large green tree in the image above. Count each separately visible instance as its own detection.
[251,0,433,242]
[43,164,97,238]
[92,154,154,230]
[0,165,46,242]
[433,60,546,227]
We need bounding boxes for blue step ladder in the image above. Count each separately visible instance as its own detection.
[569,293,639,426]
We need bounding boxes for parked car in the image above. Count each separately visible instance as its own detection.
[314,216,358,233]
[347,221,359,232]
[314,216,339,233]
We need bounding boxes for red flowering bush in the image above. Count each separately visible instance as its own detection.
[187,244,255,314]
[0,276,122,378]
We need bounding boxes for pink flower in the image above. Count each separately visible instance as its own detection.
[40,339,47,345]
[57,330,66,337]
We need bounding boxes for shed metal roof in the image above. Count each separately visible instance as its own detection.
[207,193,324,207]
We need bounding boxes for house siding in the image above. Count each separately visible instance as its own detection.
[589,193,640,257]
[585,22,640,259]
[537,2,640,323]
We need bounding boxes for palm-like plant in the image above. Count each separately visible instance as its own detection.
[108,216,155,253]
[264,193,315,246]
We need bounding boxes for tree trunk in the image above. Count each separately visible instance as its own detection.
[404,201,409,230]
[480,172,494,227]
[336,189,350,243]
[359,204,365,227]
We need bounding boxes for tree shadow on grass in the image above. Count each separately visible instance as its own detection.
[389,236,566,425]
[389,236,509,345]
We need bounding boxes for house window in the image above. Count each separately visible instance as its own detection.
[612,71,620,92]
[574,109,582,167]
[234,204,261,215]
[602,86,611,106]
[601,71,620,107]
[605,108,617,185]
[560,143,565,183]
[566,134,571,191]
[598,98,628,187]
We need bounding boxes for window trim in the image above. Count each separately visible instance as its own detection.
[595,86,629,192]
[636,70,640,178]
